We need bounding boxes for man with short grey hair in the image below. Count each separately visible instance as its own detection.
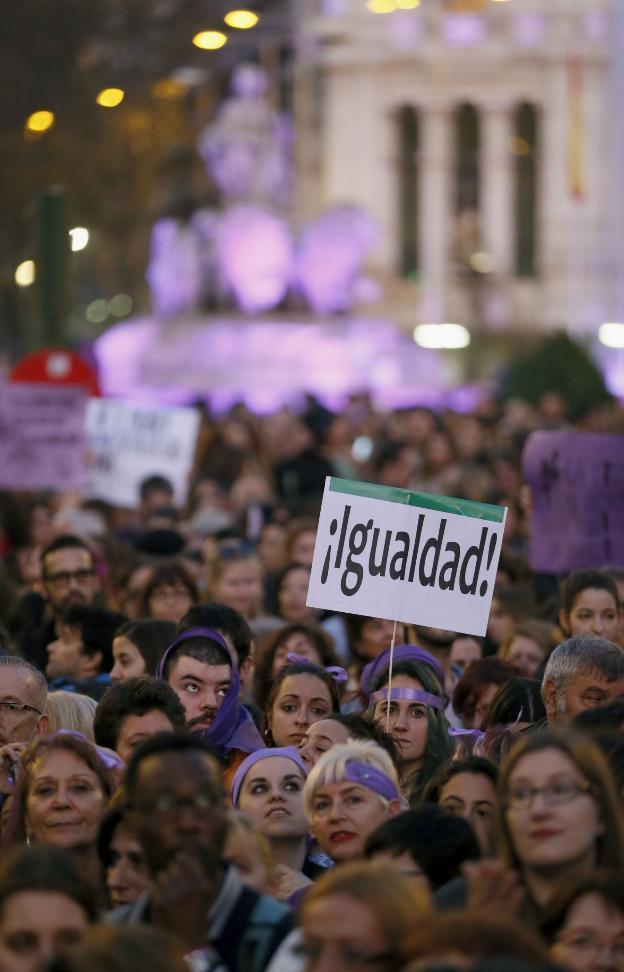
[0,656,49,794]
[541,634,624,726]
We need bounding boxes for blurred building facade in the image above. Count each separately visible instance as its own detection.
[293,0,616,339]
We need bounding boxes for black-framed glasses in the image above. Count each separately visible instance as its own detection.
[43,568,95,587]
[506,778,592,810]
[0,700,43,717]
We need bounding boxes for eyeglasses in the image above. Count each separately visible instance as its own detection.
[556,928,624,959]
[136,789,220,817]
[294,940,396,969]
[0,700,43,717]
[43,568,95,587]
[506,778,592,810]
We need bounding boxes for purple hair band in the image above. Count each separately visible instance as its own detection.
[231,746,308,807]
[360,645,445,696]
[369,686,445,711]
[286,652,348,684]
[343,761,399,802]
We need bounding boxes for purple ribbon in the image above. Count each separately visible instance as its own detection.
[360,645,445,696]
[342,761,399,802]
[369,686,445,711]
[286,652,348,684]
[230,746,307,807]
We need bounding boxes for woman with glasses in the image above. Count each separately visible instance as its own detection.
[139,563,198,625]
[297,859,428,972]
[497,729,624,924]
[542,872,624,972]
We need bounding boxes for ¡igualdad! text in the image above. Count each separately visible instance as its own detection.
[320,505,499,598]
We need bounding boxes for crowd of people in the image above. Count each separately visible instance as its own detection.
[0,390,622,972]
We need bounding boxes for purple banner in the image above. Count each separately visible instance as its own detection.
[522,430,624,573]
[0,383,87,490]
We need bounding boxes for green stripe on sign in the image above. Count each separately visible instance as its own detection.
[328,478,506,523]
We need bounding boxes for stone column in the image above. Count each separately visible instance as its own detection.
[480,101,514,277]
[418,103,454,322]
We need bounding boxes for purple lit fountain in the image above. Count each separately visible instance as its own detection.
[94,64,443,411]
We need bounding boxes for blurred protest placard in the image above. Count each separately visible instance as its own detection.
[84,399,200,508]
[307,478,506,636]
[0,383,86,490]
[522,430,624,573]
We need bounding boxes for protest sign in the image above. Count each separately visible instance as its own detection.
[522,430,624,573]
[84,399,200,508]
[0,382,86,490]
[307,478,507,636]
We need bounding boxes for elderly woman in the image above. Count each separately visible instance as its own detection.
[303,739,401,864]
[3,732,115,894]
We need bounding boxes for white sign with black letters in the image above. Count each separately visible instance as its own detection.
[84,399,200,508]
[307,478,507,636]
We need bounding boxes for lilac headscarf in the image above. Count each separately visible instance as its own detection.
[230,746,307,807]
[360,644,445,697]
[156,627,264,758]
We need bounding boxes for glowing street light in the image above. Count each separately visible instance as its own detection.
[15,261,36,287]
[69,227,89,252]
[96,88,125,108]
[25,110,55,133]
[413,323,471,349]
[599,322,624,348]
[366,0,396,12]
[224,9,259,28]
[192,30,228,49]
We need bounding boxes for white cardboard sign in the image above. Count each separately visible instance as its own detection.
[307,478,507,637]
[84,399,200,508]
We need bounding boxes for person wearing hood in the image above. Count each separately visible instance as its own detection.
[156,627,264,785]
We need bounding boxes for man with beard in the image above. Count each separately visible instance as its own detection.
[109,733,292,971]
[156,627,264,785]
[18,535,101,673]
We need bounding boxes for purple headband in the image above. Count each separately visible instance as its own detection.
[369,686,445,711]
[231,746,307,807]
[343,761,399,802]
[286,652,348,684]
[54,730,124,772]
[360,645,445,696]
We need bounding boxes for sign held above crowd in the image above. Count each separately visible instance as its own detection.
[522,430,624,573]
[84,399,200,508]
[0,382,87,490]
[307,478,507,637]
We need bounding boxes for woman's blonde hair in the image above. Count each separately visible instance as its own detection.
[303,739,399,818]
[302,860,429,961]
[45,692,97,741]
